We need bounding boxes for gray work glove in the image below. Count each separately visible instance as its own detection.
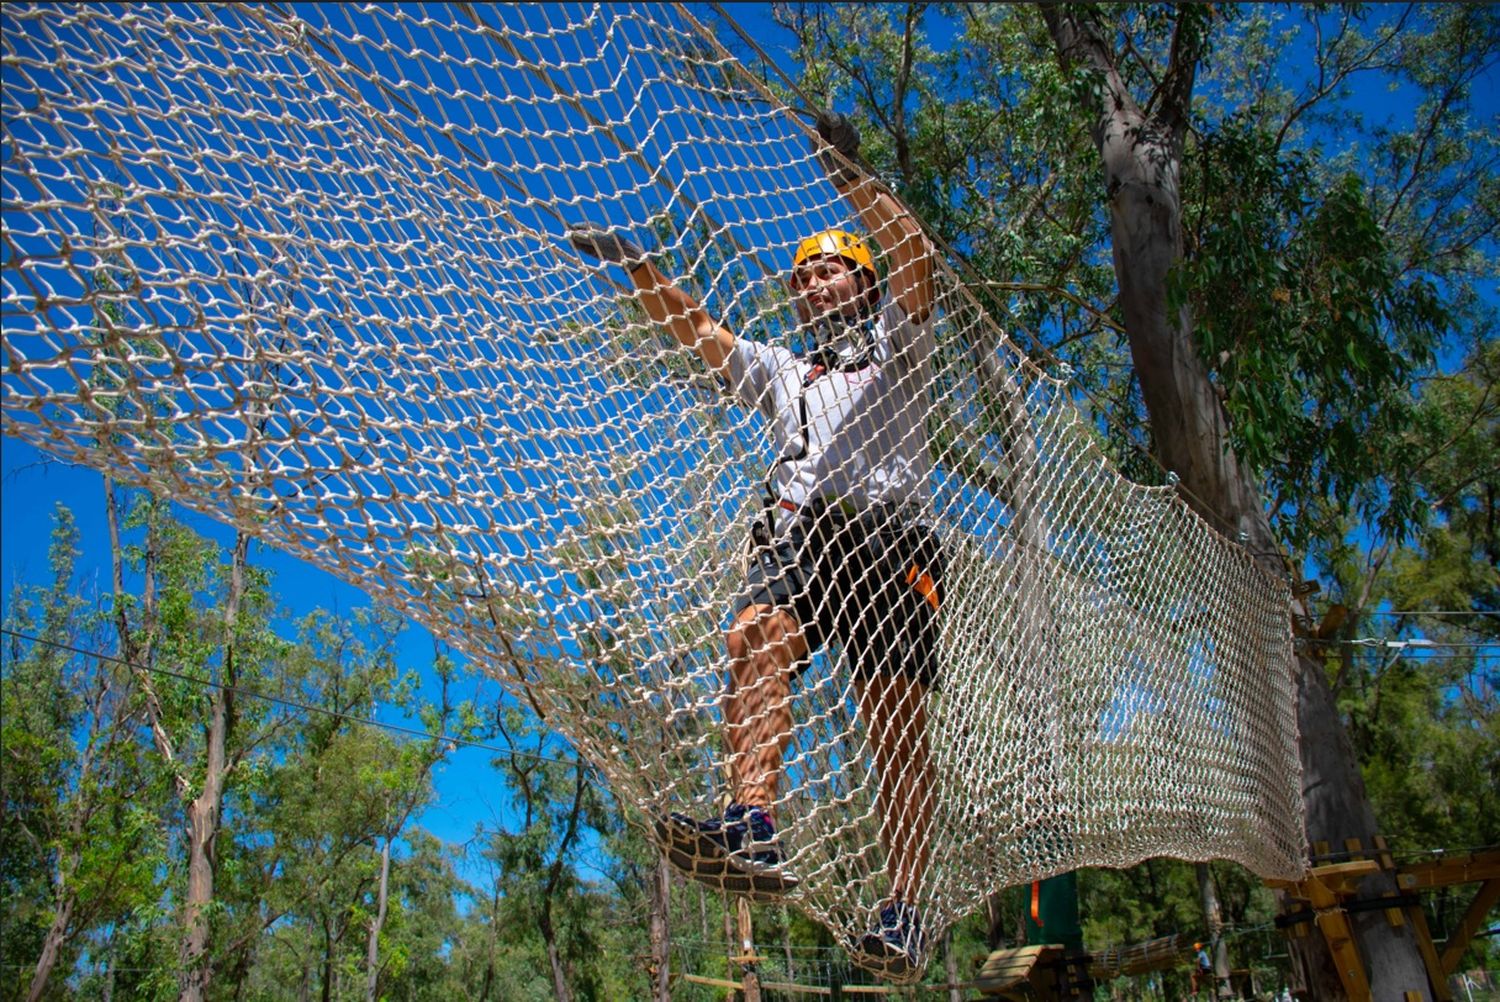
[567,224,648,268]
[813,110,862,186]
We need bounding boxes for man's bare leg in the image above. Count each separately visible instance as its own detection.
[723,603,807,816]
[855,671,934,901]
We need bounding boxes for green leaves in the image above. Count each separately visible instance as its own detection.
[1,509,163,1000]
[1171,120,1446,550]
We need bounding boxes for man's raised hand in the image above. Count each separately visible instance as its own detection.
[568,224,648,268]
[813,110,862,187]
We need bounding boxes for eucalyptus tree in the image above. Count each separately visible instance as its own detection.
[766,3,1496,996]
[1,509,163,1002]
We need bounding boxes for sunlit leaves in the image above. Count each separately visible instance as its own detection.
[1173,121,1446,549]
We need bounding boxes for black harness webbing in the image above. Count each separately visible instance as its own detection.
[758,317,879,531]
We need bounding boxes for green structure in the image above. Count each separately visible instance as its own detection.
[1024,873,1084,953]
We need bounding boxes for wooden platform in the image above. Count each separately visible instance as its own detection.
[1269,842,1500,1002]
[972,942,1092,996]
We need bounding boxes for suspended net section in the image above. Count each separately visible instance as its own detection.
[1,2,1304,979]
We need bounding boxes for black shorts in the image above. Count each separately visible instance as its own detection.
[732,503,943,685]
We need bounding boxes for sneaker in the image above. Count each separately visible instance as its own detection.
[670,803,781,864]
[655,804,797,900]
[855,900,926,980]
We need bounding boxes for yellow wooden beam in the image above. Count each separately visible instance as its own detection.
[1397,850,1500,892]
[1268,860,1381,903]
[1403,897,1452,1002]
[1270,860,1377,1002]
[1314,904,1372,1002]
[1441,878,1500,976]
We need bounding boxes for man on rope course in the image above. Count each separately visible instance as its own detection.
[569,111,941,977]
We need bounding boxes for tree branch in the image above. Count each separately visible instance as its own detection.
[1272,4,1414,153]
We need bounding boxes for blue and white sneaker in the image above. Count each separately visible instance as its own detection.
[855,899,926,980]
[656,804,797,900]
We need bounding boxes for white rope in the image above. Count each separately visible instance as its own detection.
[1,2,1304,981]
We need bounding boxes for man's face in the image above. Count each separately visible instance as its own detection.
[791,254,867,323]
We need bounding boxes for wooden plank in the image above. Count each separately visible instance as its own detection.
[683,972,832,995]
[685,972,1002,997]
[839,988,919,996]
[1373,835,1397,872]
[975,944,1064,996]
[1404,898,1452,1002]
[1314,905,1372,1002]
[683,973,750,990]
[761,980,832,997]
[1315,860,1383,895]
[1397,850,1500,891]
[685,970,1047,997]
[978,944,1058,979]
[1268,860,1380,900]
[1440,878,1500,976]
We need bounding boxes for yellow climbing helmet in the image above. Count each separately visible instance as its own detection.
[791,229,876,284]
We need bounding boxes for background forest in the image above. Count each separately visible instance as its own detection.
[3,3,1496,1000]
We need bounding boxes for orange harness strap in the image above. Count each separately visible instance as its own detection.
[906,564,939,611]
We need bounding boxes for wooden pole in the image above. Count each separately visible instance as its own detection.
[649,850,672,1002]
[737,896,761,1002]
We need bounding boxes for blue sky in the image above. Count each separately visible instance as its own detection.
[3,2,1496,893]
[0,0,862,888]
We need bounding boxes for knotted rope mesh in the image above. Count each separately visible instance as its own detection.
[2,2,1304,978]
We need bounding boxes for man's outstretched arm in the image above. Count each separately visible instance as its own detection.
[814,112,936,325]
[568,226,736,377]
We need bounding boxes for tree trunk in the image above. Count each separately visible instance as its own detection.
[737,897,760,1002]
[722,902,737,992]
[984,889,1007,949]
[27,723,100,1002]
[539,906,574,1002]
[102,937,117,1002]
[945,928,962,1002]
[649,850,672,1002]
[364,836,393,1002]
[320,919,335,1002]
[226,945,252,1002]
[26,892,73,1002]
[478,880,502,1002]
[1195,863,1230,998]
[782,906,796,986]
[699,885,709,946]
[179,700,227,1002]
[1041,7,1433,999]
[179,530,249,1002]
[1285,649,1431,999]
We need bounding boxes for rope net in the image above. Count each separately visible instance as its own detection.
[2,2,1304,979]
